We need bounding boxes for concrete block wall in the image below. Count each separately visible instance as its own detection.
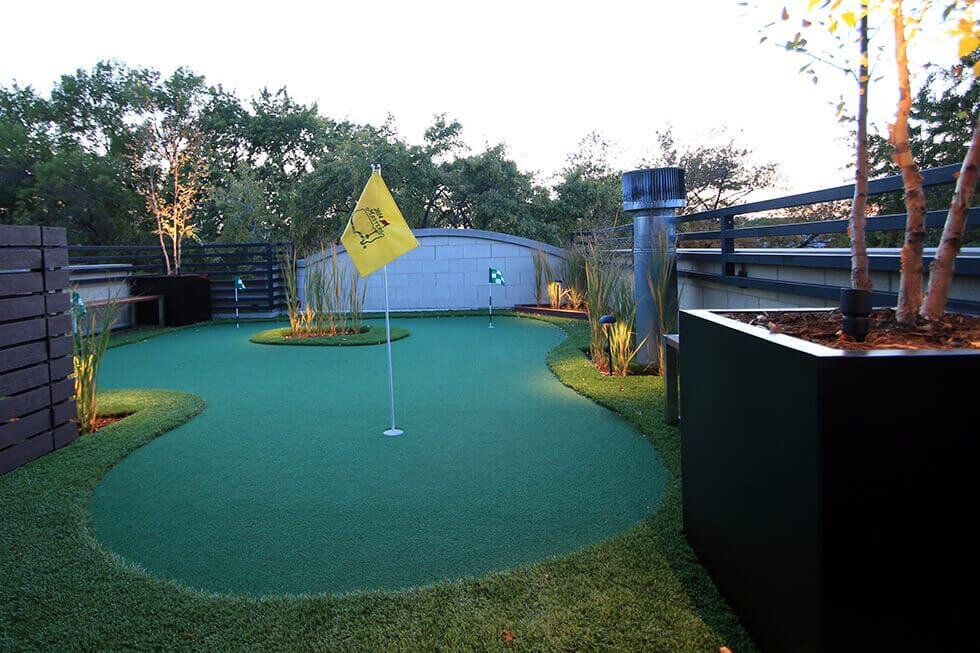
[297,228,565,311]
[678,248,980,311]
[68,264,134,329]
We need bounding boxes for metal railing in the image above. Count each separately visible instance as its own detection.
[674,163,980,313]
[68,242,292,315]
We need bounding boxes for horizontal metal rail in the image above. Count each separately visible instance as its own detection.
[676,163,960,224]
[574,164,978,312]
[678,207,980,242]
[67,242,292,316]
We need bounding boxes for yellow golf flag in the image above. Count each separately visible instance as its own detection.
[340,170,418,277]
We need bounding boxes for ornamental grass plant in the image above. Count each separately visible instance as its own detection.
[72,296,119,434]
[295,244,365,337]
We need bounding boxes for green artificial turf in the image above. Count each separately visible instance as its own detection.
[108,324,183,349]
[0,316,754,651]
[92,317,666,595]
[249,325,410,346]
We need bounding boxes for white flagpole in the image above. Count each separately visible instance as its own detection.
[382,264,403,436]
[488,280,494,329]
[234,283,240,328]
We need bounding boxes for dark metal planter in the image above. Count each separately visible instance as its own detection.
[679,308,978,652]
[131,274,211,326]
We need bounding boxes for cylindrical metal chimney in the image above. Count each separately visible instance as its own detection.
[622,167,686,368]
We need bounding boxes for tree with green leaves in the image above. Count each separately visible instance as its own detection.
[771,0,978,324]
[553,132,623,239]
[649,125,781,246]
[129,68,211,275]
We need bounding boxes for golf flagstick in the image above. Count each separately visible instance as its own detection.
[488,282,494,329]
[340,162,416,437]
[233,275,246,328]
[382,264,402,436]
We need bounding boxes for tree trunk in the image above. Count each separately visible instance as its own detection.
[891,0,927,325]
[149,179,172,276]
[920,120,980,320]
[850,13,872,291]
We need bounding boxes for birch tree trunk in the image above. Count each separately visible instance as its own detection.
[850,13,873,290]
[891,0,928,325]
[920,120,980,320]
[148,179,172,276]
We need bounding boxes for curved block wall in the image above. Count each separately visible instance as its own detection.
[297,228,566,312]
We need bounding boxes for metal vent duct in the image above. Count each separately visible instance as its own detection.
[622,167,686,211]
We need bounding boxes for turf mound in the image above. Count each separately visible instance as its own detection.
[250,325,409,346]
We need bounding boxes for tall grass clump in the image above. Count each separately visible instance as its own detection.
[547,281,566,309]
[562,246,587,309]
[532,249,551,306]
[583,242,616,373]
[295,244,365,338]
[565,286,585,310]
[646,225,679,373]
[607,272,643,376]
[280,246,301,332]
[580,238,644,375]
[72,294,118,434]
[607,320,646,376]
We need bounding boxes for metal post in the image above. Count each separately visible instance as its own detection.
[622,167,686,368]
[382,265,402,436]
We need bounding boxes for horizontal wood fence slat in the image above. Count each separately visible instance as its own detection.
[1,224,78,475]
[68,241,292,317]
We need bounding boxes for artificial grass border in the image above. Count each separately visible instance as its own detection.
[249,325,410,346]
[0,317,753,651]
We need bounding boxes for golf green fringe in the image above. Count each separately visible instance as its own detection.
[249,325,410,346]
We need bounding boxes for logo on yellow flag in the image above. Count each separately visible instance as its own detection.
[341,169,418,277]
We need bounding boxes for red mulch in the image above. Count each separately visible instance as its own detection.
[284,329,362,339]
[90,414,133,432]
[725,309,980,351]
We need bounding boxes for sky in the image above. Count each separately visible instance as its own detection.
[0,0,963,196]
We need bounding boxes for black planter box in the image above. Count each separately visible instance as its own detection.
[131,274,211,326]
[679,309,978,652]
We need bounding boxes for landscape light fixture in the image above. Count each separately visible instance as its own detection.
[599,314,616,374]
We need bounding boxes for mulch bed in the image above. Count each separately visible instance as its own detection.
[284,326,368,339]
[90,414,133,432]
[725,309,980,351]
[513,304,589,320]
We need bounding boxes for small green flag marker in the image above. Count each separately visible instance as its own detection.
[488,268,505,328]
[233,276,245,327]
[70,291,87,334]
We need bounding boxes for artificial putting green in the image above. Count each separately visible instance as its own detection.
[90,316,668,596]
